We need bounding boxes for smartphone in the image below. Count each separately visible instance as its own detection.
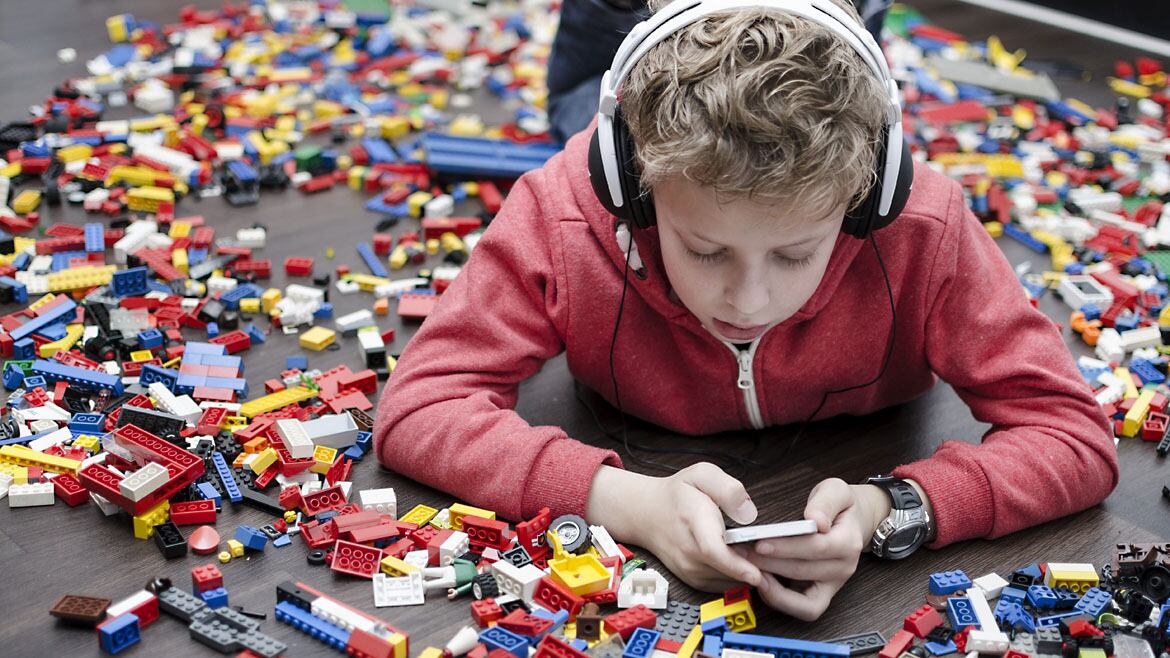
[723,519,819,544]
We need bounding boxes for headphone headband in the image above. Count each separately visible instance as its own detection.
[594,0,905,217]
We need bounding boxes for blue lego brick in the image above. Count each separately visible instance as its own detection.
[312,302,333,319]
[138,327,164,349]
[623,628,661,658]
[110,267,149,297]
[211,452,243,503]
[3,363,25,390]
[923,640,956,656]
[227,160,258,183]
[203,377,248,396]
[244,323,266,345]
[480,626,528,658]
[31,358,123,395]
[84,223,105,253]
[36,322,68,341]
[275,601,350,651]
[175,375,203,395]
[69,413,106,433]
[356,242,388,278]
[531,607,568,636]
[10,297,76,342]
[1000,586,1026,603]
[570,639,589,653]
[197,354,242,371]
[1074,588,1112,618]
[364,197,409,216]
[1129,359,1165,386]
[285,355,308,370]
[12,338,34,360]
[219,284,263,309]
[140,364,178,391]
[0,275,28,303]
[702,635,723,657]
[23,375,47,389]
[272,534,292,548]
[184,342,227,357]
[1002,223,1047,253]
[994,600,1035,633]
[206,322,220,338]
[361,137,397,164]
[720,633,850,658]
[1036,610,1083,627]
[930,570,972,595]
[199,587,229,608]
[235,525,268,551]
[421,132,560,178]
[701,617,728,636]
[196,481,221,506]
[947,597,978,630]
[1027,584,1059,609]
[1053,588,1081,610]
[98,612,141,654]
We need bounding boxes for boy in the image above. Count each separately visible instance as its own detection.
[374,0,1118,621]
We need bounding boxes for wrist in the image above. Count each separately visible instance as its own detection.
[852,484,892,550]
[585,465,657,546]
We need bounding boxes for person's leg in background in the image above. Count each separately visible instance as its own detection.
[546,0,892,143]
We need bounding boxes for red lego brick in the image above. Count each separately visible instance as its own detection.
[471,598,504,627]
[904,604,943,638]
[299,520,339,550]
[464,515,512,552]
[533,576,587,618]
[330,539,381,579]
[397,293,437,319]
[515,507,550,555]
[302,484,347,516]
[409,524,441,550]
[284,256,314,276]
[498,608,555,637]
[51,473,90,507]
[879,630,914,658]
[192,564,223,592]
[533,635,589,658]
[602,603,655,640]
[170,499,217,525]
[383,537,415,560]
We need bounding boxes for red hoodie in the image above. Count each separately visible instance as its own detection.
[374,125,1119,547]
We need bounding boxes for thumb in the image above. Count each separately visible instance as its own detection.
[682,463,757,525]
[803,478,853,533]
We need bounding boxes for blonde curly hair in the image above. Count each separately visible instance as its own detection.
[621,0,889,215]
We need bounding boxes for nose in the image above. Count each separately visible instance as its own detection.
[725,267,769,319]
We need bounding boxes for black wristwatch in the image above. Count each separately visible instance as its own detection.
[864,475,932,560]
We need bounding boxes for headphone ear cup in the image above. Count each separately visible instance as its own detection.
[589,126,632,221]
[842,129,914,238]
[614,108,656,229]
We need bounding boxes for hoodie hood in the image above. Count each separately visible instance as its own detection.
[560,117,868,333]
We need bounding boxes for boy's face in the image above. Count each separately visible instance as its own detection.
[653,178,845,343]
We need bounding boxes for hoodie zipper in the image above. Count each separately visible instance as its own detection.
[723,337,765,430]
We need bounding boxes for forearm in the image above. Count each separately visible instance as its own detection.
[585,464,658,546]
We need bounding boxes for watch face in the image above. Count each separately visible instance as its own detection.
[887,525,926,555]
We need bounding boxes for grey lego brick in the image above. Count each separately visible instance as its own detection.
[655,600,702,643]
[826,632,887,657]
[158,587,208,623]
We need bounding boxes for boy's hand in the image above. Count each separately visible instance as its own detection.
[587,463,763,592]
[733,478,890,621]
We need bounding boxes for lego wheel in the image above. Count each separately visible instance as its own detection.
[471,573,499,600]
[551,514,590,553]
[1139,564,1170,602]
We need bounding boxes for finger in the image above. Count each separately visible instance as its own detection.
[739,552,853,582]
[756,573,835,622]
[681,462,757,525]
[687,504,762,586]
[803,478,854,533]
[755,523,863,560]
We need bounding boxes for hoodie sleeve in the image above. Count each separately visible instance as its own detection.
[373,172,622,522]
[891,181,1119,547]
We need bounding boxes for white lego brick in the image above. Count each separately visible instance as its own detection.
[9,482,55,507]
[107,590,156,619]
[1095,328,1124,363]
[431,507,451,529]
[404,550,430,571]
[90,492,121,516]
[335,309,375,335]
[423,194,454,218]
[967,587,998,631]
[967,629,1010,655]
[491,561,545,604]
[339,481,353,500]
[618,568,668,609]
[275,419,315,459]
[722,650,773,658]
[373,277,428,299]
[28,426,72,452]
[28,419,59,435]
[0,472,12,500]
[206,275,238,294]
[335,279,361,295]
[590,525,622,561]
[301,413,358,449]
[148,382,202,423]
[1058,275,1113,311]
[372,571,426,607]
[235,227,267,248]
[358,487,396,516]
[198,401,242,413]
[972,573,1008,600]
[285,284,325,305]
[310,596,379,634]
[439,531,470,566]
[357,329,385,355]
[118,462,170,501]
[1120,325,1160,352]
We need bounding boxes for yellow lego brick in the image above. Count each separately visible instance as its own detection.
[0,444,81,475]
[677,624,703,658]
[162,356,181,369]
[26,293,57,312]
[344,273,390,291]
[380,555,419,576]
[168,221,192,238]
[407,191,433,218]
[0,161,19,178]
[126,186,174,213]
[239,386,316,418]
[223,415,248,431]
[73,435,100,452]
[699,597,756,632]
[228,539,245,557]
[261,288,281,313]
[386,632,408,658]
[38,323,85,357]
[550,553,610,595]
[1123,388,1156,437]
[106,14,130,42]
[172,249,189,274]
[47,265,117,293]
[547,529,567,560]
[348,166,368,191]
[417,647,445,658]
[1113,367,1140,400]
[311,445,338,475]
[240,298,260,314]
[132,500,170,540]
[299,326,337,351]
[399,504,438,526]
[56,144,93,163]
[249,447,278,474]
[130,350,155,362]
[0,463,28,485]
[1043,562,1100,593]
[12,190,42,215]
[447,502,496,531]
[428,511,451,530]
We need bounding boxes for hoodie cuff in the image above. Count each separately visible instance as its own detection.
[521,437,623,521]
[892,441,995,548]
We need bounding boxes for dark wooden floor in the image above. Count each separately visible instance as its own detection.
[0,0,1166,656]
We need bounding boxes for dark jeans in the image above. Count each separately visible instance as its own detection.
[547,0,892,142]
